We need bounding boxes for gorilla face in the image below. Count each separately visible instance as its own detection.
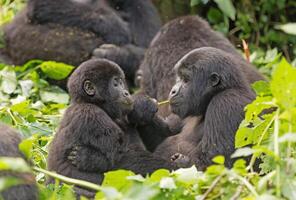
[169,52,222,119]
[108,75,133,113]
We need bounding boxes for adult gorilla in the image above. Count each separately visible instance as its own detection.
[132,47,256,170]
[138,16,264,117]
[1,0,161,84]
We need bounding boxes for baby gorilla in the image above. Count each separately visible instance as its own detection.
[47,59,177,197]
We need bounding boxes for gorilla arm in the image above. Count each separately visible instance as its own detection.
[92,44,145,81]
[128,95,183,152]
[66,104,126,173]
[189,89,254,170]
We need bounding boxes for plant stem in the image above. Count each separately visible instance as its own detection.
[274,109,281,197]
[158,100,170,106]
[247,114,276,172]
[33,167,102,191]
[200,173,225,200]
[228,170,258,197]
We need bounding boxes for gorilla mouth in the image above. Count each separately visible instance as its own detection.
[120,99,134,110]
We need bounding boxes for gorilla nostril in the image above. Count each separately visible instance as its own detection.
[123,91,130,97]
[171,90,176,96]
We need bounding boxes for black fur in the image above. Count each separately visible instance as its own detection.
[47,59,178,198]
[1,0,161,84]
[135,47,256,170]
[0,124,38,200]
[138,16,264,117]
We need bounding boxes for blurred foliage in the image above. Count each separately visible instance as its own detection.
[153,0,296,61]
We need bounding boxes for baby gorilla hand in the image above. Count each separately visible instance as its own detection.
[171,153,191,168]
[68,146,82,168]
[128,95,158,125]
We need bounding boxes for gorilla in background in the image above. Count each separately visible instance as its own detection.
[134,47,256,170]
[47,59,182,198]
[138,15,264,117]
[0,124,38,200]
[1,0,161,84]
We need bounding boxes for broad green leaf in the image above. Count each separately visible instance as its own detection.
[19,80,34,97]
[123,184,158,200]
[190,0,200,6]
[270,58,296,109]
[19,138,34,158]
[212,155,225,164]
[214,0,236,20]
[251,81,271,96]
[149,169,170,182]
[231,147,254,158]
[0,66,17,94]
[40,90,69,104]
[159,177,176,189]
[0,157,31,172]
[282,179,296,200]
[40,61,74,80]
[95,187,121,200]
[102,170,134,191]
[235,126,254,148]
[172,166,200,184]
[275,23,296,35]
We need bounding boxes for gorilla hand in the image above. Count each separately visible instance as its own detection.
[92,44,127,63]
[171,153,191,168]
[128,94,158,126]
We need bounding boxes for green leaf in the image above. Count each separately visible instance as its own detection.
[40,90,69,104]
[40,61,74,80]
[275,23,296,35]
[214,0,236,20]
[252,81,271,96]
[19,138,34,159]
[190,0,200,7]
[102,170,134,191]
[0,157,31,172]
[0,66,17,94]
[172,166,200,184]
[149,169,170,182]
[159,177,176,189]
[282,179,296,200]
[235,126,254,148]
[231,147,254,158]
[270,58,296,109]
[212,155,225,164]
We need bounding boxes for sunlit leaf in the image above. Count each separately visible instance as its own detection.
[40,61,74,80]
[275,23,296,35]
[0,67,17,94]
[214,0,236,20]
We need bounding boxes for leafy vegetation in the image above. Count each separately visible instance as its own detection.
[1,0,296,199]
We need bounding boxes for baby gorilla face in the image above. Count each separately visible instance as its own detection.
[108,75,133,113]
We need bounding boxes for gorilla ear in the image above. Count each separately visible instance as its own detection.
[210,72,220,87]
[83,80,96,96]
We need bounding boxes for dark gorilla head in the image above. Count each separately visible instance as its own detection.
[169,47,248,118]
[68,59,133,119]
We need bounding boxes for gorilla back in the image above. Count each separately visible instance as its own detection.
[1,0,161,84]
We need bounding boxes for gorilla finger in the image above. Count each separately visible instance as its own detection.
[92,49,107,57]
[100,44,118,49]
[68,155,75,161]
